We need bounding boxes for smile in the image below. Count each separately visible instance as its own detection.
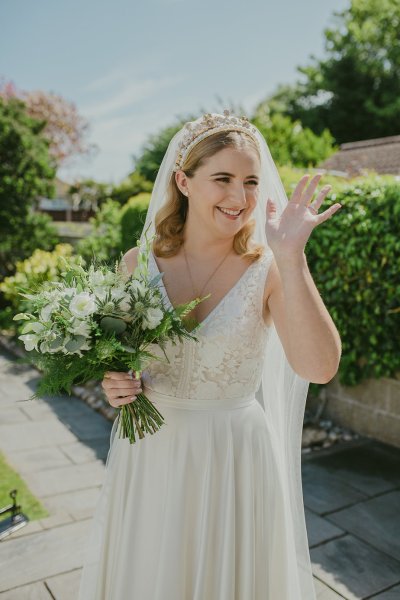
[216,206,244,217]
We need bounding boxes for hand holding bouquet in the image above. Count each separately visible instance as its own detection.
[14,233,207,444]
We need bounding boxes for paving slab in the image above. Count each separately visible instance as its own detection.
[0,520,92,592]
[370,584,400,598]
[314,578,348,599]
[304,440,400,497]
[59,438,110,464]
[305,507,345,547]
[0,581,53,599]
[326,489,400,562]
[0,420,77,452]
[45,569,83,600]
[43,486,102,521]
[303,461,368,514]
[21,459,105,498]
[310,528,400,598]
[7,445,73,473]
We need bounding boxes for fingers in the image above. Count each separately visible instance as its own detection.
[102,371,143,408]
[316,203,342,224]
[292,173,332,208]
[290,174,313,204]
[109,394,139,408]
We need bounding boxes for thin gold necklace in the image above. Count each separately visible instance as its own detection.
[182,244,233,298]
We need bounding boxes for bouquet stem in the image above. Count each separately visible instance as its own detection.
[117,392,165,444]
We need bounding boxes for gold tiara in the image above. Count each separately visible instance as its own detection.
[173,109,260,172]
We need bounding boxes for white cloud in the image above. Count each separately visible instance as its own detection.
[80,75,182,120]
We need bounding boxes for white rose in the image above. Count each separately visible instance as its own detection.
[69,292,97,318]
[142,307,163,330]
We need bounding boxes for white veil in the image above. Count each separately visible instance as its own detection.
[135,112,316,598]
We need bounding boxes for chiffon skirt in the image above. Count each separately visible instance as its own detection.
[77,386,299,600]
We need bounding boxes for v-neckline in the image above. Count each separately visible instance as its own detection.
[150,249,260,331]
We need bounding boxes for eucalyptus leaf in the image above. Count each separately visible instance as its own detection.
[100,316,127,334]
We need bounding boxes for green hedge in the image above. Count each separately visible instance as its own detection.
[305,175,399,390]
[120,192,151,252]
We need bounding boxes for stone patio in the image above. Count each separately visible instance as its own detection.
[0,346,399,599]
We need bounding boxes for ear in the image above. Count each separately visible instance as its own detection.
[175,170,188,195]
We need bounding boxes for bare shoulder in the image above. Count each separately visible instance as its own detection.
[121,246,140,275]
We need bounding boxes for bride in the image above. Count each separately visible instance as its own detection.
[78,110,342,599]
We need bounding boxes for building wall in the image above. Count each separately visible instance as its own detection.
[307,373,400,449]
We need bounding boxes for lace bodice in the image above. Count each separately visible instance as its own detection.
[141,249,274,401]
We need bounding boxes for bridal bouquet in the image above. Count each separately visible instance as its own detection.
[13,233,206,444]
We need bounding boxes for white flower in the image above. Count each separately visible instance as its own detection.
[19,333,41,351]
[40,303,58,322]
[88,269,106,287]
[67,318,92,337]
[62,287,77,300]
[69,292,97,318]
[21,321,46,335]
[129,280,147,298]
[142,307,163,330]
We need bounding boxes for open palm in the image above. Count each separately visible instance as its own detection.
[265,173,342,257]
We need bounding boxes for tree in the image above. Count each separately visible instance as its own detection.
[269,0,400,143]
[252,102,336,167]
[0,78,98,166]
[0,96,59,279]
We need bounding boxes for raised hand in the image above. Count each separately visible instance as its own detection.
[265,173,342,258]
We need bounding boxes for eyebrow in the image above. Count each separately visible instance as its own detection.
[210,171,259,180]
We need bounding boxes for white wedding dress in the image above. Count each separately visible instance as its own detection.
[78,248,314,599]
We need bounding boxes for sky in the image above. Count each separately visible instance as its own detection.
[1,0,349,186]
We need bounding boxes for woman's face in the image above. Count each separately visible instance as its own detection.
[176,146,261,236]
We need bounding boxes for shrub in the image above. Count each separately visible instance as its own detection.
[75,199,123,266]
[305,175,400,392]
[120,192,151,253]
[0,243,82,333]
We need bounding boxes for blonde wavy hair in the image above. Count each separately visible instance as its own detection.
[152,129,265,261]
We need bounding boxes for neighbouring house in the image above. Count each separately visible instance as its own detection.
[37,177,95,222]
[318,134,400,177]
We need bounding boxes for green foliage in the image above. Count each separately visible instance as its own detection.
[0,451,49,521]
[0,244,81,331]
[252,108,337,167]
[305,175,400,393]
[133,121,189,182]
[0,96,58,279]
[268,0,400,143]
[120,193,151,253]
[111,171,153,206]
[0,210,59,281]
[75,199,123,266]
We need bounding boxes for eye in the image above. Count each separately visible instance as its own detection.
[215,177,258,185]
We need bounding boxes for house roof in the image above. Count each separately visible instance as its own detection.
[318,135,400,176]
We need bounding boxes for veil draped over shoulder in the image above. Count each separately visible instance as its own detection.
[118,111,316,598]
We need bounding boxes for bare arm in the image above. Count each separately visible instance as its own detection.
[265,252,342,384]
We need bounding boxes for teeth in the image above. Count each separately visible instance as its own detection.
[218,207,241,216]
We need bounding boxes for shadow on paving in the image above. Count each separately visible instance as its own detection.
[0,347,113,465]
[302,438,400,599]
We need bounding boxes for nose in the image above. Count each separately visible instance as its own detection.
[228,182,248,208]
